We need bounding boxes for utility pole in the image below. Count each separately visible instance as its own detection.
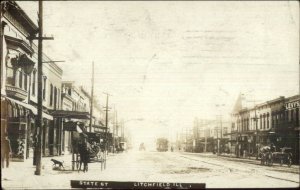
[254,106,259,160]
[216,125,219,155]
[220,115,223,154]
[204,127,207,153]
[121,119,124,141]
[35,0,43,175]
[245,95,261,160]
[32,0,54,175]
[103,92,111,169]
[89,62,94,132]
[113,108,117,154]
[216,104,225,156]
[185,127,188,152]
[0,2,5,96]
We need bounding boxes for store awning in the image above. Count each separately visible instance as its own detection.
[50,110,90,120]
[63,121,83,133]
[6,97,53,120]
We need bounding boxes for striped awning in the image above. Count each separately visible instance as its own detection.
[6,97,53,120]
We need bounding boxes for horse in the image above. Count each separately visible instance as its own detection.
[259,146,273,166]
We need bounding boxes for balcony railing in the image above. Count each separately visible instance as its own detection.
[6,85,27,100]
[5,67,28,101]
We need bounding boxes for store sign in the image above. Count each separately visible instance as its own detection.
[285,100,300,110]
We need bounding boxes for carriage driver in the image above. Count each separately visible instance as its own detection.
[270,143,276,152]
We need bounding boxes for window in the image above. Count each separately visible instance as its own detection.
[54,87,57,109]
[263,114,266,129]
[32,70,36,95]
[43,77,46,100]
[57,89,60,109]
[247,119,249,131]
[24,73,27,90]
[19,70,23,89]
[291,110,294,122]
[285,111,289,122]
[267,113,269,129]
[260,115,262,129]
[50,84,53,106]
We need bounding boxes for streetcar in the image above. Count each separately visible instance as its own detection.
[156,138,168,152]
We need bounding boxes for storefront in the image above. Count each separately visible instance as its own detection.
[50,110,90,155]
[281,96,299,163]
[1,97,29,161]
[1,96,53,161]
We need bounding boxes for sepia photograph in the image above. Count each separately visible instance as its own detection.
[1,0,299,189]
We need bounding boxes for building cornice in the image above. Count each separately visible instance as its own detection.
[5,35,34,55]
[4,1,38,36]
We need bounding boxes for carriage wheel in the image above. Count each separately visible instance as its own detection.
[287,156,292,167]
[280,158,283,166]
[76,155,80,169]
[260,154,265,165]
[269,156,273,166]
[260,158,264,165]
[269,159,273,166]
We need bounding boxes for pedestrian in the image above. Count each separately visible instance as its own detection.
[78,135,90,172]
[1,133,12,168]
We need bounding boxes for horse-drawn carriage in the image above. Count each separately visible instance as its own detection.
[72,132,105,172]
[270,147,293,167]
[260,146,292,167]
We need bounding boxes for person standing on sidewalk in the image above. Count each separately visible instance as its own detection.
[1,133,12,168]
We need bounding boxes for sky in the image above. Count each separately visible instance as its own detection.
[17,1,299,147]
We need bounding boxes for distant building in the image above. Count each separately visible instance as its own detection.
[230,94,299,162]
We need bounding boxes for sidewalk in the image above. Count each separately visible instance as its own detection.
[179,151,299,172]
[1,153,72,189]
[1,152,118,189]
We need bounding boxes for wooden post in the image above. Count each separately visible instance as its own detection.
[35,0,43,175]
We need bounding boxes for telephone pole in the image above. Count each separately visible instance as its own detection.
[113,108,117,153]
[32,1,54,175]
[35,0,43,175]
[89,62,94,132]
[103,92,111,169]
